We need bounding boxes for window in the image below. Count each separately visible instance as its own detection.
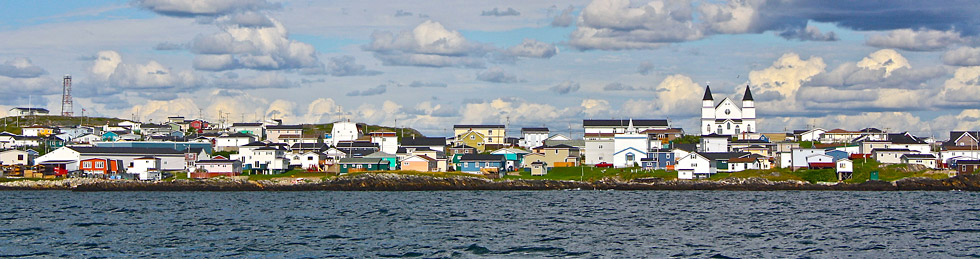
[727,123,731,130]
[83,161,92,168]
[95,161,105,168]
[555,149,559,154]
[488,129,493,134]
[17,154,23,160]
[716,125,722,134]
[470,135,475,140]
[626,153,634,162]
[488,137,492,142]
[735,125,741,135]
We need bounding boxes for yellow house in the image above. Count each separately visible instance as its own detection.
[22,126,54,137]
[454,125,505,145]
[458,131,488,152]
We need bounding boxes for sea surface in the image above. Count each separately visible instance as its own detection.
[1,191,979,258]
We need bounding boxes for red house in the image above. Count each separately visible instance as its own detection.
[79,158,123,174]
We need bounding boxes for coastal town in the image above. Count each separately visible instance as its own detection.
[0,84,975,184]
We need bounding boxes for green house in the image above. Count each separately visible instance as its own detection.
[363,151,399,170]
[338,158,390,174]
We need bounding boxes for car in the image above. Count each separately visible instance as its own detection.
[595,162,614,168]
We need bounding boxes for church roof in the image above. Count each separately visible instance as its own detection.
[702,85,713,100]
[742,85,753,101]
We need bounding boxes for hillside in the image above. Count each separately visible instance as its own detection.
[305,122,425,140]
[0,115,129,134]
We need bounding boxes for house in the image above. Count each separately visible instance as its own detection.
[490,148,530,171]
[641,149,675,170]
[265,125,304,143]
[79,158,124,175]
[215,132,257,152]
[369,131,398,154]
[789,148,826,170]
[457,154,506,177]
[820,129,864,143]
[291,143,328,154]
[806,154,835,169]
[836,158,854,181]
[872,148,917,164]
[584,119,669,165]
[140,123,175,136]
[794,128,827,142]
[0,149,32,166]
[401,137,447,153]
[238,146,290,174]
[279,133,320,146]
[400,155,436,172]
[521,153,546,169]
[184,148,210,170]
[640,128,685,149]
[22,126,54,137]
[230,123,265,139]
[947,131,980,147]
[338,158,389,174]
[363,151,399,170]
[901,154,938,169]
[129,156,162,181]
[456,131,488,152]
[532,144,581,168]
[701,85,757,135]
[335,141,379,158]
[71,134,100,144]
[192,159,243,178]
[956,160,980,175]
[700,133,730,152]
[676,152,712,179]
[728,155,762,172]
[701,152,751,173]
[886,132,931,154]
[289,151,325,171]
[530,161,548,176]
[8,107,49,116]
[454,125,505,146]
[447,145,477,156]
[38,147,185,171]
[328,120,361,146]
[519,127,550,149]
[939,147,980,167]
[612,119,648,168]
[323,147,347,165]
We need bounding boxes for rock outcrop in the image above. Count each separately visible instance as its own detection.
[2,174,980,191]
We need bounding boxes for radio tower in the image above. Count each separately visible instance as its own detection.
[61,74,73,117]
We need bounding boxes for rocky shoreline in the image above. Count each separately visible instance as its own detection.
[2,173,980,191]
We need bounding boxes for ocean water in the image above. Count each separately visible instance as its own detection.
[1,191,979,258]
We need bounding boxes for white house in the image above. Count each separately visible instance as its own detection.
[700,134,729,152]
[701,85,756,135]
[612,119,648,168]
[901,153,938,169]
[872,148,917,164]
[229,123,265,139]
[836,158,853,181]
[519,127,550,149]
[72,134,101,144]
[370,131,398,154]
[584,119,668,165]
[129,156,162,181]
[8,107,49,117]
[0,149,32,166]
[676,152,712,179]
[265,125,303,143]
[235,146,290,174]
[215,132,257,152]
[329,120,360,146]
[805,154,835,169]
[289,151,324,171]
[790,148,825,169]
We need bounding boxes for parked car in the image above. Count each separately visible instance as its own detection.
[595,162,613,168]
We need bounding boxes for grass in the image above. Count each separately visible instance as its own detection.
[1,115,129,134]
[341,170,489,179]
[502,166,676,182]
[245,169,329,181]
[0,177,46,183]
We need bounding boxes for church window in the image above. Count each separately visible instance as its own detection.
[717,125,722,134]
[725,109,731,115]
[727,123,731,130]
[735,125,741,135]
[747,124,752,132]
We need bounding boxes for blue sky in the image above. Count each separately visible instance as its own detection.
[0,0,979,139]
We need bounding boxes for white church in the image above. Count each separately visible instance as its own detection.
[701,85,756,136]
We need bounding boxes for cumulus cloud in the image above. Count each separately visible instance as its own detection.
[346,85,387,96]
[136,0,279,17]
[189,15,321,71]
[581,99,611,117]
[749,53,826,100]
[551,5,575,27]
[939,66,980,107]
[87,50,200,96]
[0,58,47,78]
[505,39,558,59]
[570,0,701,50]
[855,49,910,77]
[651,74,701,116]
[942,46,980,66]
[212,72,297,89]
[550,80,581,94]
[459,98,579,125]
[481,7,520,17]
[154,42,186,51]
[866,29,967,51]
[363,20,491,68]
[778,26,838,41]
[476,67,521,83]
[603,82,639,91]
[321,55,382,76]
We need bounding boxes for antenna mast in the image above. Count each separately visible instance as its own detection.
[61,74,73,116]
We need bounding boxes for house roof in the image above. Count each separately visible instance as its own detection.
[872,148,913,153]
[291,143,327,149]
[70,147,183,155]
[134,156,158,160]
[219,132,255,138]
[703,85,713,100]
[715,118,743,123]
[453,124,505,129]
[459,154,506,161]
[698,152,750,161]
[12,107,49,112]
[731,139,771,144]
[901,154,936,159]
[232,123,264,127]
[536,144,578,150]
[196,159,239,164]
[673,143,698,152]
[363,151,396,158]
[888,133,926,145]
[521,127,550,132]
[702,133,730,138]
[266,125,304,130]
[583,119,668,127]
[401,137,446,146]
[335,141,378,148]
[825,129,859,134]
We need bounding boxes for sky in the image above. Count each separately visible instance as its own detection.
[1,0,979,139]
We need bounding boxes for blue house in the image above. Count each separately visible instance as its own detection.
[101,131,120,141]
[458,154,507,177]
[642,149,676,170]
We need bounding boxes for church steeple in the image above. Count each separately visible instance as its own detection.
[702,84,713,100]
[742,85,753,101]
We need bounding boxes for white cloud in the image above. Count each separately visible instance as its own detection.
[136,0,279,17]
[942,46,980,66]
[570,0,702,50]
[939,66,980,106]
[581,99,611,118]
[346,85,387,96]
[476,67,521,83]
[856,49,910,77]
[778,25,838,41]
[0,58,48,78]
[652,74,701,116]
[505,39,558,59]
[550,80,581,94]
[866,29,967,51]
[481,7,520,17]
[749,53,826,100]
[190,15,321,71]
[88,50,200,95]
[551,5,575,27]
[363,20,491,68]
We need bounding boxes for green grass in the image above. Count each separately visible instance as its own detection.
[502,166,676,182]
[246,169,329,181]
[0,177,46,183]
[341,170,489,179]
[1,115,129,134]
